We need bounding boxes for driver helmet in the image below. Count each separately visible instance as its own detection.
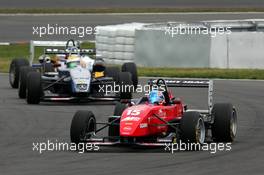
[148,89,165,104]
[66,55,80,68]
[38,55,51,63]
[65,45,80,59]
[66,45,79,53]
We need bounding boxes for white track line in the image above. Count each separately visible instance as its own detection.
[0,12,264,16]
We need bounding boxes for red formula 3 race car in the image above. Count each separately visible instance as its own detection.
[70,79,237,150]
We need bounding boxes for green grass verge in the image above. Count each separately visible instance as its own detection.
[1,43,264,79]
[1,8,264,14]
[138,67,264,79]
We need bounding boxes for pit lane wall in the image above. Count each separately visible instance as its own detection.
[96,20,264,69]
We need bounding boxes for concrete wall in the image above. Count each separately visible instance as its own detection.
[134,29,211,68]
[228,32,264,69]
[210,34,228,68]
[95,20,264,69]
[210,32,264,69]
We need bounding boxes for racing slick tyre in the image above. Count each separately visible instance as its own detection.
[118,72,133,100]
[114,102,127,116]
[70,111,96,144]
[9,58,29,88]
[121,62,138,88]
[212,103,237,142]
[108,102,126,142]
[44,63,55,72]
[180,112,205,148]
[18,66,35,99]
[105,67,120,82]
[108,116,121,142]
[26,72,42,104]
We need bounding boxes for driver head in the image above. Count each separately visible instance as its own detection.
[66,55,80,68]
[148,89,165,104]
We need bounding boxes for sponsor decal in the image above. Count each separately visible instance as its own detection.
[121,116,141,122]
[140,123,148,128]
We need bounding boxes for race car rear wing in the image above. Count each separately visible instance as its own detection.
[149,79,211,88]
[44,48,96,55]
[29,40,95,65]
[148,79,213,114]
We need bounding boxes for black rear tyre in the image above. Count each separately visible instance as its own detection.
[121,62,138,88]
[212,103,237,142]
[44,63,55,72]
[105,67,120,82]
[70,111,96,144]
[180,112,205,145]
[118,72,133,100]
[26,72,42,104]
[9,58,29,88]
[18,66,35,99]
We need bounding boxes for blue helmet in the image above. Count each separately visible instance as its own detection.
[149,90,164,104]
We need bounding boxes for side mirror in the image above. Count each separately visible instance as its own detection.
[172,98,182,104]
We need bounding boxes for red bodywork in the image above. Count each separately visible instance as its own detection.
[120,99,184,137]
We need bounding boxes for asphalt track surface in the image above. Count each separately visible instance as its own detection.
[0,0,264,8]
[1,12,264,42]
[0,74,264,174]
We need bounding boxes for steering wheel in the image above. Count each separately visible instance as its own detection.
[156,79,170,105]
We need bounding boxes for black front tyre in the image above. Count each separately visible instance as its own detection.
[121,62,138,88]
[70,111,96,144]
[212,103,237,142]
[18,66,35,99]
[9,58,29,88]
[180,111,206,145]
[114,102,127,116]
[118,72,133,100]
[26,72,42,104]
[108,116,120,142]
[108,102,126,142]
